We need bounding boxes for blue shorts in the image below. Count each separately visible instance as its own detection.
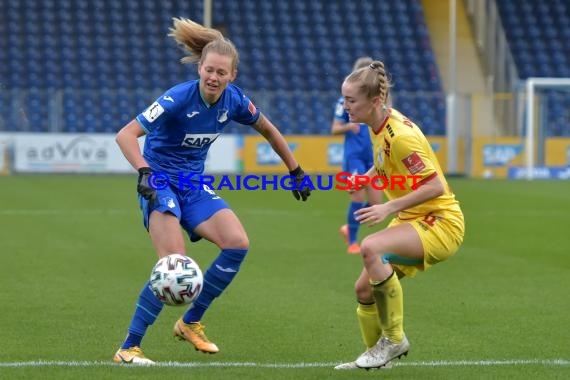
[139,183,229,242]
[343,155,374,176]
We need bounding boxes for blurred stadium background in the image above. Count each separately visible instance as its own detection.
[0,0,569,178]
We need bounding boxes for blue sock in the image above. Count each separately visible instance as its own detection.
[121,281,164,349]
[183,248,248,323]
[348,202,366,244]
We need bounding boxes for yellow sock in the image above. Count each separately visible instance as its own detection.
[356,303,382,348]
[371,272,404,343]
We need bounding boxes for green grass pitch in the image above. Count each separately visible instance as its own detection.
[0,175,569,379]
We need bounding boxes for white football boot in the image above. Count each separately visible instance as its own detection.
[334,360,393,370]
[355,335,409,369]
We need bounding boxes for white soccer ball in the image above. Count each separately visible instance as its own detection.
[149,254,203,306]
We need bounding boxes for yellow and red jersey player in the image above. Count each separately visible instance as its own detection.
[366,107,463,277]
[333,60,465,371]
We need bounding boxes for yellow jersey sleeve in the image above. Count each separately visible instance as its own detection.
[386,129,461,218]
[390,133,437,182]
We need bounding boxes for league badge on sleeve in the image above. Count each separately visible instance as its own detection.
[247,101,257,116]
[142,101,165,123]
[402,152,426,174]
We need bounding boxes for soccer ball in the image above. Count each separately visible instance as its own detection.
[149,254,203,306]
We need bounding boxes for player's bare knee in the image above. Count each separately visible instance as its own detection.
[221,233,249,250]
[355,282,373,300]
[359,239,377,263]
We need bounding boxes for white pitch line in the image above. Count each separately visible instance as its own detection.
[0,359,568,368]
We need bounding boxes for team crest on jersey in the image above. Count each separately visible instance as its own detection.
[217,109,229,123]
[377,149,384,166]
[181,133,220,148]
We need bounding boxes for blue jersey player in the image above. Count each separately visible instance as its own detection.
[113,18,311,365]
[331,57,381,255]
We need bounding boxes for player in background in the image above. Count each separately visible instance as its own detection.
[334,61,464,370]
[331,56,382,255]
[113,17,311,365]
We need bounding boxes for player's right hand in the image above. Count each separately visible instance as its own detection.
[137,167,157,201]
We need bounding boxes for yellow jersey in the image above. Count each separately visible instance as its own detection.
[371,108,461,219]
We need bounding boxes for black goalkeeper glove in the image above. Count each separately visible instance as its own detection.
[290,166,311,201]
[137,167,157,201]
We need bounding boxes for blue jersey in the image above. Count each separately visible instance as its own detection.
[333,96,373,163]
[136,80,260,185]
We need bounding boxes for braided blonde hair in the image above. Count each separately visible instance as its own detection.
[344,60,392,105]
[352,56,373,71]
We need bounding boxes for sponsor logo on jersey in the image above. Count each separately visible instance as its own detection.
[142,102,165,123]
[181,133,220,148]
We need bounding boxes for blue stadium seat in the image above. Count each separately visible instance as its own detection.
[1,0,447,135]
[496,0,570,136]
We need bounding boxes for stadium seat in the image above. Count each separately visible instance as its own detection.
[496,0,570,136]
[1,0,448,135]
